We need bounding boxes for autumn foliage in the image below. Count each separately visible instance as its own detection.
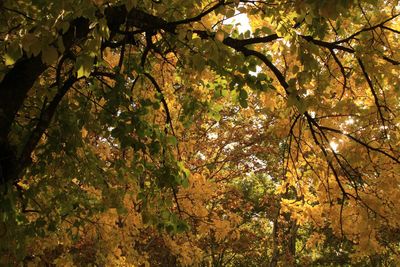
[1,0,400,266]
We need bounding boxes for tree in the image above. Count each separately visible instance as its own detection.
[1,0,400,265]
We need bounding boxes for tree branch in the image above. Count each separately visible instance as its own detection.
[17,76,79,180]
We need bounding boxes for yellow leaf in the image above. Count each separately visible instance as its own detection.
[215,30,225,42]
[4,44,22,66]
[4,54,16,66]
[81,128,88,138]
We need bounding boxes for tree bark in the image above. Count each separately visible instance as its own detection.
[0,18,90,186]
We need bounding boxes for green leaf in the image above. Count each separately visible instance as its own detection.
[76,54,94,78]
[209,110,221,121]
[161,210,170,220]
[239,98,248,108]
[192,54,206,72]
[181,177,189,188]
[239,89,248,108]
[126,0,137,11]
[305,14,313,24]
[178,161,191,179]
[239,89,248,100]
[22,33,38,55]
[59,21,70,34]
[152,101,161,110]
[176,220,190,233]
[41,46,58,65]
[57,37,65,54]
[149,141,161,155]
[166,136,177,146]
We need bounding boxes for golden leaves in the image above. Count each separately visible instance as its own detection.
[163,236,204,266]
[215,30,225,42]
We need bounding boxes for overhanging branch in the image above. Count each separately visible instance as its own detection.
[17,75,79,180]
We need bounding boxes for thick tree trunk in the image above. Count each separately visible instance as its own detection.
[0,56,46,140]
[0,56,46,185]
[0,18,90,186]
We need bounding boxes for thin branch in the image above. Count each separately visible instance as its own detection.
[333,13,400,44]
[143,73,175,134]
[2,6,36,21]
[357,58,387,129]
[329,49,348,99]
[318,125,400,164]
[17,75,79,180]
[168,1,226,27]
[301,35,355,53]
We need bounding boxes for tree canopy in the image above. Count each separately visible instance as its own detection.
[1,0,400,265]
